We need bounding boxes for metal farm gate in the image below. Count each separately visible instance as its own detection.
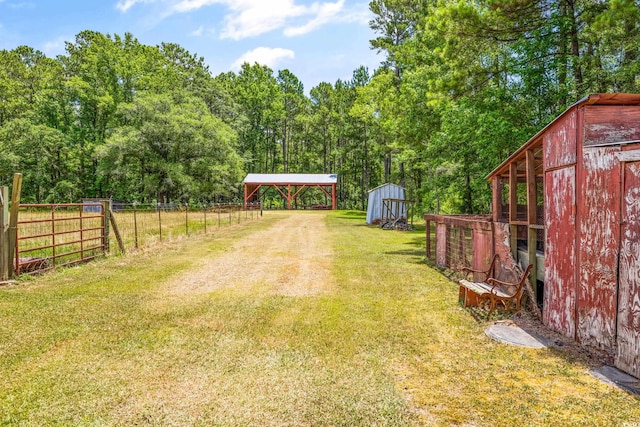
[15,203,107,275]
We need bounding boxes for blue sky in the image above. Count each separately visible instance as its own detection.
[0,0,383,91]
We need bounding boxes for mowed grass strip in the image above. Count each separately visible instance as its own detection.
[0,211,637,426]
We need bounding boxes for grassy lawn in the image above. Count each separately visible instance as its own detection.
[0,211,638,426]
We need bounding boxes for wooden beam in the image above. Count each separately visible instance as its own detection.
[509,163,518,260]
[526,149,538,295]
[492,177,502,223]
[526,150,538,225]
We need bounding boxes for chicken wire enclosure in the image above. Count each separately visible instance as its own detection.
[445,225,473,270]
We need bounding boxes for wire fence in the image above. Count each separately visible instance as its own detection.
[108,202,262,254]
[13,202,262,275]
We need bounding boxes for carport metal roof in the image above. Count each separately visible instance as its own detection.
[243,173,338,210]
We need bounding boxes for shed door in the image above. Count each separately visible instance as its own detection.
[616,161,640,378]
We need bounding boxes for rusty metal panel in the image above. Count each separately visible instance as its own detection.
[576,147,620,350]
[543,166,576,337]
[583,105,640,146]
[616,161,640,378]
[544,109,577,170]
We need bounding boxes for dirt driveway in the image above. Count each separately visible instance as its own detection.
[169,212,335,296]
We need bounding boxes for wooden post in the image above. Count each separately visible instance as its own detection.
[185,203,189,236]
[8,174,22,279]
[0,186,8,281]
[526,150,538,295]
[203,204,207,234]
[103,201,110,253]
[425,219,431,261]
[109,209,125,254]
[492,177,502,223]
[157,204,162,242]
[133,203,139,249]
[509,162,518,260]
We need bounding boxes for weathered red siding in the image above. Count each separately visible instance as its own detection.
[544,166,576,337]
[616,160,640,378]
[576,147,620,349]
[436,222,447,267]
[583,106,640,146]
[544,110,577,170]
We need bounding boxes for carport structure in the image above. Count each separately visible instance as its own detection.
[243,174,338,210]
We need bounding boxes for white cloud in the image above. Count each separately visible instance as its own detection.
[117,0,348,39]
[283,0,344,37]
[116,0,156,12]
[42,35,70,58]
[231,47,295,70]
[190,25,204,36]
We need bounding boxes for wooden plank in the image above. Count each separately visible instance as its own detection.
[616,160,640,378]
[8,174,22,279]
[544,109,577,170]
[492,177,502,223]
[509,163,518,260]
[583,105,640,146]
[576,147,620,350]
[526,150,538,293]
[109,209,125,254]
[543,166,576,338]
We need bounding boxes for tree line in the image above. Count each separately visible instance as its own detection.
[1,1,639,213]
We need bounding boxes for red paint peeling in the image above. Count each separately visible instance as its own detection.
[544,166,576,337]
[616,161,640,378]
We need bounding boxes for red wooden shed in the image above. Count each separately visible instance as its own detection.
[427,93,640,378]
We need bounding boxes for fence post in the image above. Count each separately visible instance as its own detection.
[133,202,139,250]
[109,209,125,254]
[103,201,110,254]
[218,204,221,228]
[0,186,8,281]
[158,203,162,242]
[185,203,189,236]
[202,203,206,234]
[8,174,22,279]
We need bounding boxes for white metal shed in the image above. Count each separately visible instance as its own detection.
[366,183,406,224]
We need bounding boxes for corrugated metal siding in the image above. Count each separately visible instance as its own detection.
[576,147,620,350]
[544,166,576,337]
[366,184,405,224]
[616,160,640,378]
